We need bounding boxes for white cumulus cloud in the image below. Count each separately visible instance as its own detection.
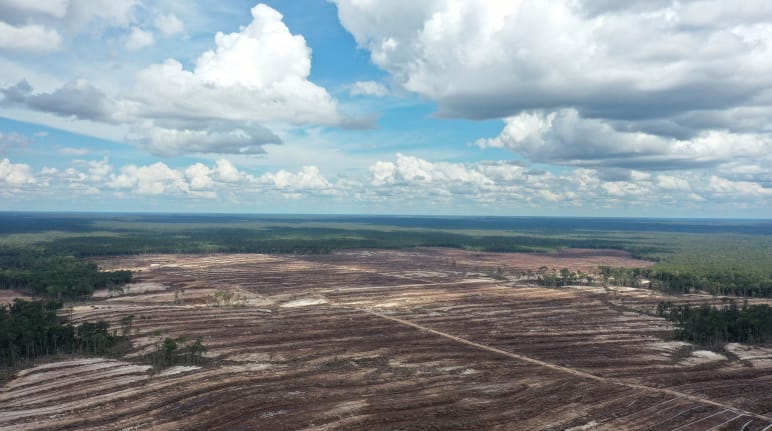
[0,22,62,52]
[154,13,183,37]
[109,162,190,195]
[708,176,771,197]
[117,3,352,155]
[333,0,772,122]
[261,166,332,190]
[0,158,36,185]
[476,108,772,170]
[133,4,342,126]
[62,0,140,34]
[349,81,388,97]
[125,26,154,51]
[0,3,353,157]
[184,163,213,190]
[1,154,770,214]
[125,121,280,157]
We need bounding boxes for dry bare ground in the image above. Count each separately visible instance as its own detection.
[0,290,32,305]
[1,249,771,430]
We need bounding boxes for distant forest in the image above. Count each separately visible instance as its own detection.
[0,248,131,300]
[0,212,770,298]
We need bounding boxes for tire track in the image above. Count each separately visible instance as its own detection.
[355,307,772,426]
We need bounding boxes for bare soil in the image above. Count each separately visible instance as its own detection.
[0,290,32,305]
[1,248,770,430]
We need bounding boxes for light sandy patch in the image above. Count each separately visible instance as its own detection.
[126,282,169,293]
[373,301,406,308]
[605,286,642,293]
[13,358,107,377]
[320,400,368,419]
[566,421,599,431]
[92,282,169,299]
[158,366,201,377]
[248,297,276,306]
[0,290,34,304]
[635,340,690,362]
[399,271,451,279]
[91,288,112,299]
[651,341,691,353]
[68,304,106,314]
[725,343,772,368]
[222,363,280,372]
[107,292,179,303]
[94,282,169,298]
[280,298,328,308]
[683,350,727,365]
[227,352,278,363]
[566,285,607,293]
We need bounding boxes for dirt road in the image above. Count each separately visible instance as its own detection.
[359,307,772,424]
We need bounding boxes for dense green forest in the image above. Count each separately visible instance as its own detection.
[0,213,770,297]
[597,264,772,298]
[1,299,208,371]
[657,301,772,345]
[0,299,124,367]
[0,247,132,300]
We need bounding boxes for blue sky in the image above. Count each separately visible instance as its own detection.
[0,0,770,217]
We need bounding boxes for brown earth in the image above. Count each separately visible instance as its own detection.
[1,248,770,430]
[0,290,32,305]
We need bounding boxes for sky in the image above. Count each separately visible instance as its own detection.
[0,0,770,217]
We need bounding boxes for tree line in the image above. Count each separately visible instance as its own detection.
[36,225,657,258]
[0,247,131,300]
[1,300,208,371]
[657,300,772,345]
[597,266,772,298]
[0,299,125,368]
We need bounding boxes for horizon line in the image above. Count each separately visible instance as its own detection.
[0,210,770,222]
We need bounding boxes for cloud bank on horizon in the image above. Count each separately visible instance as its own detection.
[0,0,770,216]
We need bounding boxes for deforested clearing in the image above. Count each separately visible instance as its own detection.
[2,248,771,430]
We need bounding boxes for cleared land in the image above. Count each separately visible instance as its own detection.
[2,248,771,430]
[0,290,31,305]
